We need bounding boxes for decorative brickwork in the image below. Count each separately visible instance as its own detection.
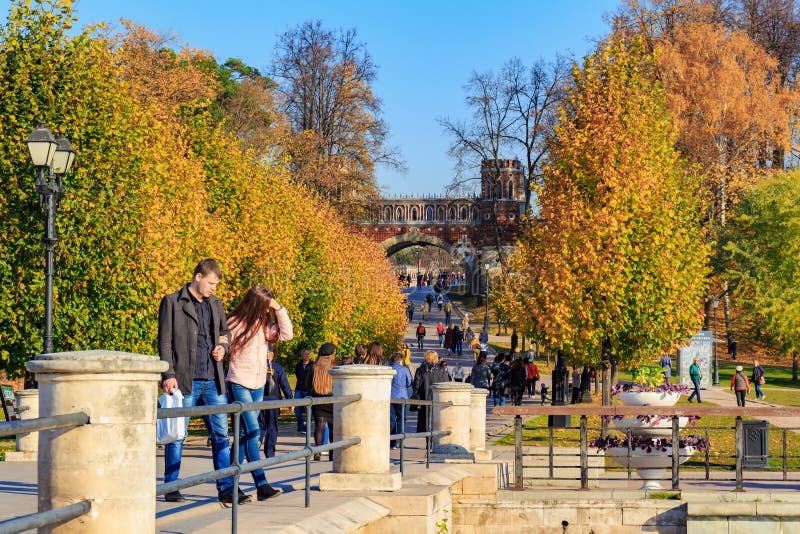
[355,159,525,252]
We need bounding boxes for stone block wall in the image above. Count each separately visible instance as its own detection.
[453,491,687,534]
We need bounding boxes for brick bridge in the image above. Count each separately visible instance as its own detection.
[353,159,525,289]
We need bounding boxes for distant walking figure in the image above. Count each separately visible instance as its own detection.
[752,360,765,400]
[731,365,750,407]
[687,357,702,403]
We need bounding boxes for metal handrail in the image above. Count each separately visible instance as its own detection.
[0,413,91,534]
[156,394,361,419]
[388,399,454,471]
[0,411,89,438]
[156,393,367,534]
[0,501,91,534]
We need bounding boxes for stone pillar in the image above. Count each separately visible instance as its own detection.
[5,389,40,462]
[469,387,492,461]
[27,350,167,533]
[319,364,401,491]
[431,382,474,460]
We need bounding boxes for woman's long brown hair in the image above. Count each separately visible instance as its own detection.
[227,286,276,358]
[364,342,383,365]
[312,354,335,395]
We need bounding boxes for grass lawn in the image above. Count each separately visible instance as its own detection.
[493,396,800,471]
[0,411,15,461]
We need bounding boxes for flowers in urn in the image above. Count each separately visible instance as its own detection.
[592,435,708,453]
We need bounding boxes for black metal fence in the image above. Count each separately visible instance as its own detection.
[494,405,800,491]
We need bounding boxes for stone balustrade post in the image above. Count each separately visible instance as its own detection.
[5,388,40,462]
[469,387,492,460]
[27,350,167,533]
[319,364,401,491]
[431,382,474,460]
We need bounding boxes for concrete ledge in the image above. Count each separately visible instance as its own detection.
[3,451,36,462]
[292,497,390,533]
[319,472,402,492]
[473,449,493,461]
[430,452,475,462]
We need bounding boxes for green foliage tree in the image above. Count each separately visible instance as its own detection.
[497,35,710,403]
[719,171,800,380]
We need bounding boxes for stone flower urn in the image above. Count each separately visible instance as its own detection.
[606,386,697,489]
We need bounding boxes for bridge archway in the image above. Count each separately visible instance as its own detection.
[381,232,479,294]
[380,232,456,257]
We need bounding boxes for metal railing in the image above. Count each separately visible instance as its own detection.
[0,394,454,534]
[156,393,360,527]
[156,395,452,534]
[389,398,453,473]
[0,411,91,534]
[494,405,800,491]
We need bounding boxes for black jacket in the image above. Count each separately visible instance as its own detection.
[158,284,230,395]
[295,360,315,393]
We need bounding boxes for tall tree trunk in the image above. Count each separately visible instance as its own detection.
[601,338,612,406]
[793,352,798,382]
[723,281,732,349]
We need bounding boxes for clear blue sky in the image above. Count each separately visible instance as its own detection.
[1,0,619,195]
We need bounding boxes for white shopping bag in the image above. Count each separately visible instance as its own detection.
[156,389,186,445]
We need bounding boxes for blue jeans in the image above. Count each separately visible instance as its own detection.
[294,390,309,431]
[688,378,702,403]
[228,382,267,487]
[455,340,463,356]
[445,312,451,326]
[389,403,406,448]
[438,334,444,347]
[755,382,764,399]
[164,379,233,494]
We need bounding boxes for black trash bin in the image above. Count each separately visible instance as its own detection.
[742,420,769,468]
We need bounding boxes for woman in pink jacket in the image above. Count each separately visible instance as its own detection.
[226,286,293,501]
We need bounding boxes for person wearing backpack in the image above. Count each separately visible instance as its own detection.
[509,357,527,406]
[437,294,444,311]
[416,322,426,350]
[412,350,451,450]
[469,354,491,390]
[491,354,510,406]
[436,322,446,347]
[444,299,453,326]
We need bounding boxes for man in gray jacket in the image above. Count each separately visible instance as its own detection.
[158,258,249,505]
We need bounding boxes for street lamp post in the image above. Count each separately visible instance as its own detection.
[483,263,490,331]
[26,124,76,354]
[712,296,720,387]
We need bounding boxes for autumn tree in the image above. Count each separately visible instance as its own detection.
[271,20,403,216]
[497,35,709,404]
[718,171,800,380]
[0,1,406,377]
[615,1,798,350]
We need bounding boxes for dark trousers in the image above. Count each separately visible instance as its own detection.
[389,403,405,448]
[688,378,702,403]
[258,400,280,458]
[735,390,746,407]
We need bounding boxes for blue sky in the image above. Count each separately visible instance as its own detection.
[1,0,618,195]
